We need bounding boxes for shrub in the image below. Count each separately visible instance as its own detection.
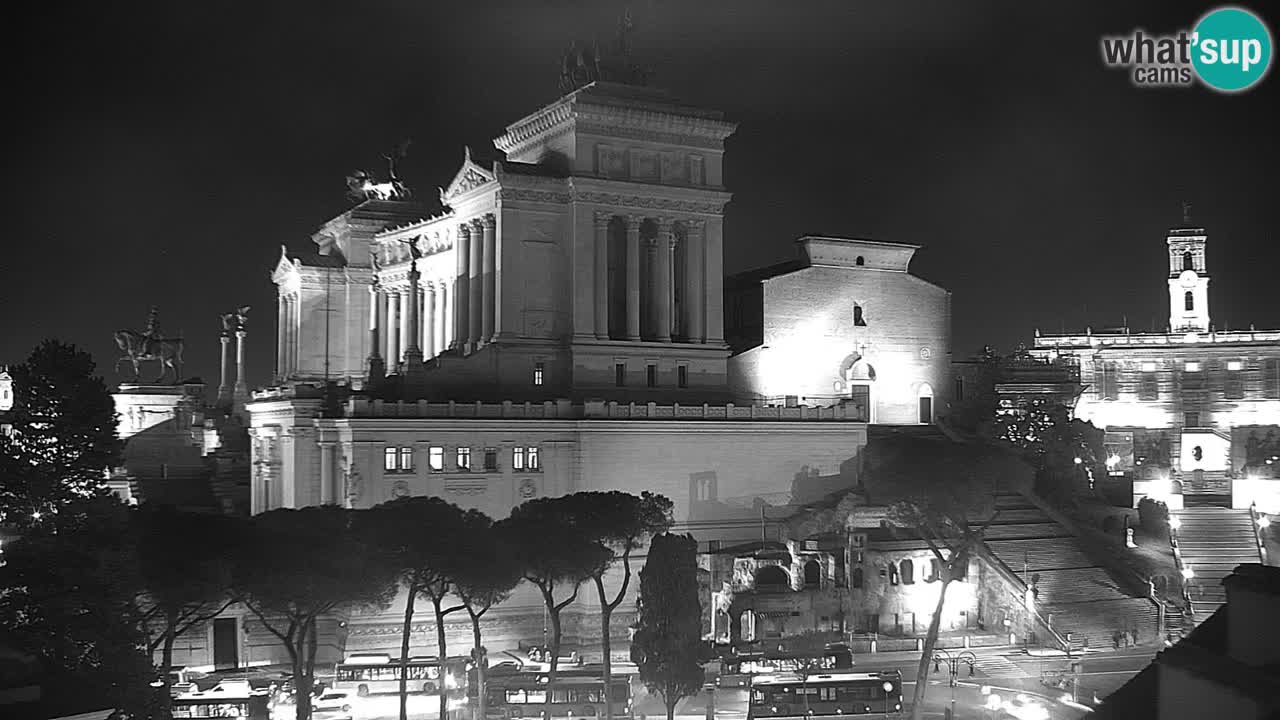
[1137,498,1169,534]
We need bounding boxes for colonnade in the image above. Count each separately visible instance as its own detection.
[594,212,708,343]
[371,278,456,367]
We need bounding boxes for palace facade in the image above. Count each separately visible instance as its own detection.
[1030,218,1280,510]
[202,81,956,671]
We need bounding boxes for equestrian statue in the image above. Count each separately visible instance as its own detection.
[114,306,185,384]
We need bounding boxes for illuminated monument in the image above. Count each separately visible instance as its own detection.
[1031,208,1280,510]
[232,72,954,667]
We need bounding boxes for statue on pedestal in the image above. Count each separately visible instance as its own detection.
[114,306,185,384]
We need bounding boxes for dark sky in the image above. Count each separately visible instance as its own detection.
[3,1,1276,390]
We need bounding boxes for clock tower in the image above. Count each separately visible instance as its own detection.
[1166,206,1210,333]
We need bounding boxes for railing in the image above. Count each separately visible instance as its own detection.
[341,398,870,421]
[970,541,1072,654]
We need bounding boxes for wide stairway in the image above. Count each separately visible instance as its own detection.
[980,495,1159,651]
[1171,506,1261,619]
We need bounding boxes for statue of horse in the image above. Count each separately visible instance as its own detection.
[114,329,185,384]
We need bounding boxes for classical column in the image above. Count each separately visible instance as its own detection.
[403,263,422,366]
[319,441,335,505]
[387,291,401,367]
[455,224,471,350]
[423,284,436,358]
[469,218,484,348]
[366,283,385,382]
[625,215,642,341]
[593,212,610,339]
[705,218,726,343]
[286,294,298,376]
[481,214,497,342]
[399,286,415,362]
[437,284,450,353]
[218,332,232,404]
[685,220,705,343]
[276,295,287,380]
[234,328,248,400]
[655,218,674,343]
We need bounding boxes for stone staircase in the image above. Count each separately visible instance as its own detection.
[979,495,1160,651]
[1171,506,1262,619]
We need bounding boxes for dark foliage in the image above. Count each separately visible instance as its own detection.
[631,533,703,720]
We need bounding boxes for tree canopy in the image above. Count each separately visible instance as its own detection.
[0,340,121,528]
[631,533,703,720]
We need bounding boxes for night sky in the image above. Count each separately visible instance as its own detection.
[3,1,1276,391]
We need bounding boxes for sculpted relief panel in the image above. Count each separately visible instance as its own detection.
[661,152,688,184]
[597,145,626,179]
[630,150,659,181]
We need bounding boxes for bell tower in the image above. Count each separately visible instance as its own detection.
[1166,203,1210,333]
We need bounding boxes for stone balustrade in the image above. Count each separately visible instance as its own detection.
[343,397,867,421]
[1035,328,1280,348]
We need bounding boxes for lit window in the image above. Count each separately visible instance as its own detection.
[678,365,688,389]
[484,448,498,471]
[1141,362,1158,372]
[384,447,397,472]
[398,447,413,472]
[456,447,471,471]
[533,362,544,386]
[513,446,540,472]
[1185,361,1201,372]
[428,446,444,472]
[1227,360,1243,371]
[646,364,657,388]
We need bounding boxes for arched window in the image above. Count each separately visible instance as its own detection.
[851,567,864,589]
[900,559,915,585]
[1185,291,1194,311]
[888,565,899,586]
[803,560,821,588]
[1183,251,1194,271]
[928,558,941,582]
[855,256,865,266]
[853,304,867,327]
[754,565,789,591]
[917,383,934,424]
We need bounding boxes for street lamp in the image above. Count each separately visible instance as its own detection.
[1169,516,1182,531]
[932,650,976,720]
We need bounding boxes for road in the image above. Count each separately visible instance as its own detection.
[630,645,1135,719]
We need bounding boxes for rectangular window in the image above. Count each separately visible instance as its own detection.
[1267,359,1280,399]
[1184,412,1200,428]
[953,376,964,402]
[1225,361,1244,399]
[384,447,397,472]
[646,364,657,388]
[484,448,498,471]
[398,447,413,472]
[678,365,688,389]
[1099,362,1119,400]
[1185,361,1201,373]
[1141,361,1158,372]
[513,446,525,470]
[615,362,626,387]
[527,445,540,471]
[533,362,544,386]
[428,446,444,472]
[456,446,471,471]
[1139,372,1158,401]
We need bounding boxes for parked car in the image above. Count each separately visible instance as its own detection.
[312,690,359,720]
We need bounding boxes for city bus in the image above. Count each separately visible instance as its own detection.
[719,647,854,688]
[171,688,271,720]
[333,653,472,697]
[747,671,903,718]
[478,672,633,720]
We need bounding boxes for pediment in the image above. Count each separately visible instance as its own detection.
[271,245,300,284]
[441,147,496,203]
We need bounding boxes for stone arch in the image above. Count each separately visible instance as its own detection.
[754,565,789,591]
[1183,251,1194,271]
[853,304,867,327]
[855,256,865,266]
[803,559,821,588]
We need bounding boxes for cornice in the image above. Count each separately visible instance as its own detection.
[494,102,576,154]
[498,188,573,205]
[572,190,728,216]
[576,121,727,151]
